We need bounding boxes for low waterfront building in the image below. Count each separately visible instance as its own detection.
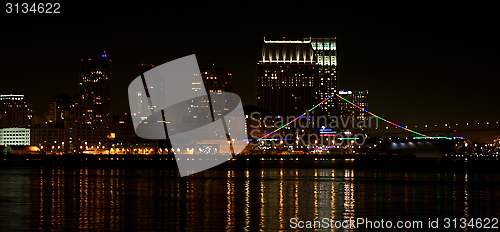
[2,145,41,154]
[30,125,65,154]
[0,128,31,146]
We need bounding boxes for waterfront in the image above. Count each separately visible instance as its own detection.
[1,159,499,231]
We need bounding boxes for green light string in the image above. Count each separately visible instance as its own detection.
[335,94,431,137]
[257,92,432,141]
[259,93,336,140]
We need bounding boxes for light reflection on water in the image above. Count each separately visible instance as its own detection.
[0,160,499,231]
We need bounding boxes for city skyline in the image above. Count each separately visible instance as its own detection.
[1,2,499,133]
[1,3,500,230]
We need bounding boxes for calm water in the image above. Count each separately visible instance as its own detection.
[0,160,499,231]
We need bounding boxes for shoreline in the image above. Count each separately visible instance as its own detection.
[1,153,499,171]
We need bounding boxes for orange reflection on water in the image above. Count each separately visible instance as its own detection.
[1,160,494,231]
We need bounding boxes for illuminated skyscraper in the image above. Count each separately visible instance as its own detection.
[47,93,77,125]
[201,64,233,93]
[338,89,369,132]
[310,37,337,117]
[0,94,32,128]
[200,64,236,119]
[78,51,111,124]
[257,38,320,118]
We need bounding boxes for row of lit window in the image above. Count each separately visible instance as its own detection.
[259,77,315,81]
[260,82,315,87]
[0,137,29,141]
[311,45,336,50]
[90,71,104,74]
[0,129,29,132]
[0,97,24,101]
[0,134,29,137]
[0,141,29,145]
[3,104,28,107]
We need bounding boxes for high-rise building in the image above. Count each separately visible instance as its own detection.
[201,64,233,93]
[338,90,369,131]
[47,93,77,125]
[78,51,111,124]
[200,64,236,119]
[0,94,32,128]
[310,38,338,117]
[257,38,320,118]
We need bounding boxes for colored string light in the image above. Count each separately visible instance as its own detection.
[257,92,432,140]
[335,94,431,138]
[259,93,336,140]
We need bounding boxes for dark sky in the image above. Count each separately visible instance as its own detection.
[1,1,499,131]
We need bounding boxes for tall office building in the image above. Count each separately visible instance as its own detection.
[78,51,111,124]
[338,90,369,131]
[0,94,32,128]
[200,64,236,119]
[130,64,156,119]
[310,38,337,117]
[201,64,233,93]
[47,94,77,125]
[257,38,320,118]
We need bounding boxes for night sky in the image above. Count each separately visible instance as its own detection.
[2,2,499,131]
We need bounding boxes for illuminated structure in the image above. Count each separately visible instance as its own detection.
[259,91,433,141]
[338,90,369,123]
[257,38,338,118]
[259,93,336,140]
[32,51,114,153]
[310,38,337,117]
[244,105,280,140]
[257,38,320,118]
[130,64,156,120]
[31,121,110,154]
[30,125,64,152]
[47,94,77,126]
[64,121,109,153]
[201,64,233,92]
[200,64,236,119]
[0,94,32,128]
[0,128,30,146]
[336,93,430,137]
[78,51,111,124]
